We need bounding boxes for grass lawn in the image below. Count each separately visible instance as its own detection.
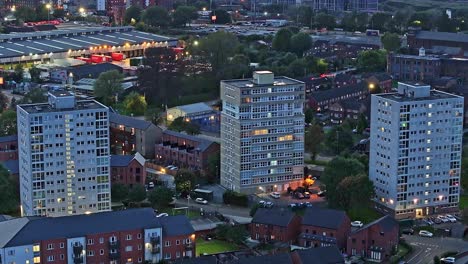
[196,239,240,256]
[347,206,382,224]
[460,195,468,210]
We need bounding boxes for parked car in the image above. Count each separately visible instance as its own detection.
[294,192,305,199]
[148,182,155,188]
[418,230,433,237]
[433,218,442,224]
[195,198,208,204]
[424,218,434,225]
[440,257,456,263]
[304,202,313,208]
[401,228,414,235]
[351,221,363,228]
[259,200,266,207]
[270,192,281,199]
[317,190,326,197]
[303,192,311,199]
[156,213,169,217]
[438,215,449,223]
[170,166,178,171]
[445,214,457,223]
[165,165,175,169]
[265,201,274,208]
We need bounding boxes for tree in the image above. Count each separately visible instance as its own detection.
[335,174,374,210]
[148,186,174,209]
[145,107,163,125]
[0,164,19,214]
[13,64,24,83]
[124,5,142,24]
[305,124,324,160]
[123,92,147,116]
[369,13,392,31]
[175,169,196,194]
[272,28,293,52]
[357,50,387,73]
[0,110,17,136]
[462,207,468,225]
[14,6,36,22]
[18,88,47,104]
[52,8,66,19]
[381,32,400,52]
[356,113,368,133]
[206,153,220,183]
[434,256,441,264]
[222,54,250,79]
[35,4,49,21]
[325,125,354,155]
[315,12,336,29]
[287,59,307,77]
[142,6,170,27]
[437,12,456,32]
[215,224,248,244]
[173,6,198,27]
[29,65,42,83]
[305,108,315,124]
[111,183,129,202]
[0,92,8,113]
[199,31,239,75]
[128,185,147,202]
[297,6,314,28]
[211,9,231,24]
[93,70,123,106]
[290,32,313,57]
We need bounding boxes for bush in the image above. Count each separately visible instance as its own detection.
[223,190,249,207]
[440,251,458,258]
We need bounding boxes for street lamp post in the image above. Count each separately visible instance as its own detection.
[46,4,51,22]
[79,7,85,22]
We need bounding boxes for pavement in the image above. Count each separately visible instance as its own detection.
[403,235,468,264]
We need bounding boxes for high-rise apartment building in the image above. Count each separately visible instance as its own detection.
[17,91,111,217]
[369,82,463,219]
[220,71,305,194]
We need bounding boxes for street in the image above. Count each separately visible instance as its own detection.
[174,198,251,218]
[403,235,468,264]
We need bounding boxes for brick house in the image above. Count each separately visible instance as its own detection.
[307,83,368,111]
[110,152,146,187]
[407,28,468,56]
[0,135,18,161]
[109,112,162,158]
[0,208,195,264]
[334,74,357,89]
[291,246,345,264]
[346,215,399,262]
[329,99,366,124]
[155,130,220,173]
[250,208,301,244]
[298,207,351,252]
[363,73,393,93]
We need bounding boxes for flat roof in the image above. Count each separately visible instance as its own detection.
[311,33,381,46]
[18,99,106,114]
[222,76,303,88]
[0,26,177,59]
[391,54,440,60]
[375,90,462,102]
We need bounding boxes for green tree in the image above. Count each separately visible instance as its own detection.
[124,5,142,24]
[222,54,250,79]
[369,12,392,31]
[206,153,220,183]
[128,185,147,202]
[381,32,400,52]
[215,224,248,244]
[93,70,123,106]
[297,6,314,28]
[325,126,354,155]
[434,256,441,264]
[305,124,324,160]
[173,6,198,27]
[111,183,129,202]
[13,64,24,83]
[462,207,468,225]
[357,50,387,72]
[35,4,49,21]
[14,6,36,22]
[148,186,174,209]
[175,169,196,193]
[0,92,8,113]
[185,123,200,135]
[123,92,147,116]
[305,108,315,124]
[272,28,293,52]
[437,12,456,32]
[250,203,260,217]
[0,110,17,136]
[315,12,336,29]
[18,89,47,104]
[0,164,19,214]
[335,174,374,210]
[29,65,42,83]
[211,9,231,24]
[145,107,163,125]
[52,8,66,19]
[142,6,170,27]
[290,32,313,57]
[356,114,368,133]
[199,31,239,74]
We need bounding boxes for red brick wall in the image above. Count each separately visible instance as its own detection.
[40,238,68,263]
[0,140,18,161]
[110,126,135,155]
[346,223,399,261]
[300,217,350,251]
[163,234,196,260]
[250,216,301,244]
[111,159,146,186]
[84,230,145,263]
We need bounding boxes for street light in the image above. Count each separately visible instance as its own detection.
[193,40,199,46]
[46,3,51,22]
[11,5,16,12]
[79,7,85,22]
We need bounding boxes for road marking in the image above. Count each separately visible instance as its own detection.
[407,248,425,263]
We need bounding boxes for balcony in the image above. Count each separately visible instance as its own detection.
[108,240,120,249]
[185,243,194,250]
[150,236,160,245]
[109,251,120,260]
[73,255,84,264]
[151,246,161,254]
[72,243,83,256]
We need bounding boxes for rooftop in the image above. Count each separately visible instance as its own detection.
[174,256,217,264]
[234,252,293,264]
[68,63,123,79]
[0,134,17,143]
[415,30,468,44]
[222,76,303,88]
[109,112,154,130]
[3,208,194,247]
[375,89,462,102]
[1,160,19,175]
[172,102,213,115]
[302,207,348,229]
[294,246,345,264]
[311,33,381,47]
[0,26,177,59]
[18,99,107,114]
[163,130,216,152]
[390,53,441,60]
[110,153,145,167]
[310,83,367,102]
[351,215,398,235]
[252,208,296,227]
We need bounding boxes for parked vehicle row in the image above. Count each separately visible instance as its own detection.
[258,200,274,208]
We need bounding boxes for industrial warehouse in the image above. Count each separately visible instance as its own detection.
[0,26,178,64]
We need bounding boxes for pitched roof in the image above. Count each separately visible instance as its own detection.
[252,208,296,227]
[174,256,217,264]
[1,160,19,174]
[0,135,17,143]
[67,63,123,79]
[110,155,134,167]
[159,214,195,236]
[310,83,367,102]
[337,99,363,111]
[0,217,30,248]
[351,215,398,234]
[294,246,345,264]
[334,74,354,83]
[234,252,293,264]
[173,102,213,115]
[302,207,348,229]
[366,72,392,82]
[109,112,153,130]
[163,130,216,152]
[415,30,468,44]
[0,215,13,222]
[4,208,164,247]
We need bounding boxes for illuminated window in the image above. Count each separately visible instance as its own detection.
[278,135,293,141]
[253,129,268,136]
[33,245,40,252]
[33,257,40,264]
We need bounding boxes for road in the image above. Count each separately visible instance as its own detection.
[403,235,468,264]
[174,199,250,218]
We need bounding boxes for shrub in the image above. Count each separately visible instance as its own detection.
[223,190,249,207]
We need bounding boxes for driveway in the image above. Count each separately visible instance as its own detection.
[403,235,468,264]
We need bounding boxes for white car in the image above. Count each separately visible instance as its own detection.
[195,198,208,204]
[438,215,449,223]
[418,230,433,237]
[148,182,155,188]
[440,257,456,263]
[351,221,363,228]
[165,165,175,169]
[270,192,281,199]
[445,215,457,223]
[156,213,168,218]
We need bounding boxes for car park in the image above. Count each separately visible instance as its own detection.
[195,198,208,204]
[294,192,305,199]
[437,215,449,223]
[418,230,433,237]
[351,221,363,227]
[440,257,456,263]
[270,192,281,199]
[401,228,414,235]
[259,200,266,207]
[265,201,274,208]
[445,214,457,223]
